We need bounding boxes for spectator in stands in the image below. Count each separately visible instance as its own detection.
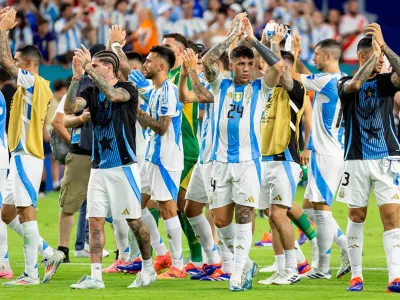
[91,0,112,46]
[39,0,59,26]
[255,9,273,39]
[290,1,312,62]
[0,68,16,132]
[339,0,368,63]
[132,7,159,56]
[270,0,290,24]
[33,18,56,65]
[203,0,222,27]
[156,2,174,43]
[9,11,33,54]
[310,11,334,50]
[327,8,341,41]
[227,3,243,22]
[175,0,207,44]
[169,0,184,22]
[54,3,84,64]
[206,7,229,47]
[110,0,128,27]
[17,0,37,32]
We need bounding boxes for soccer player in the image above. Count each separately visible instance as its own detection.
[0,8,64,286]
[178,48,226,280]
[292,35,350,279]
[202,15,282,291]
[258,24,307,285]
[65,49,156,289]
[134,46,186,279]
[337,24,400,293]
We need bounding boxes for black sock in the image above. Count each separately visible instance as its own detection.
[39,181,46,193]
[115,249,119,260]
[58,246,70,263]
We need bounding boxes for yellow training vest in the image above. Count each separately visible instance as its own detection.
[261,85,306,157]
[8,73,53,159]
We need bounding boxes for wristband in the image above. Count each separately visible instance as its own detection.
[380,43,386,50]
[79,115,84,123]
[72,77,81,81]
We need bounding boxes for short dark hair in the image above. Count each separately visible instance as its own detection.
[230,46,254,60]
[187,40,198,54]
[17,45,42,64]
[60,3,71,14]
[150,46,176,70]
[0,68,11,82]
[280,50,294,65]
[53,80,67,92]
[315,38,342,60]
[163,33,188,48]
[37,18,49,26]
[219,51,229,71]
[125,51,144,64]
[93,50,120,76]
[357,37,373,52]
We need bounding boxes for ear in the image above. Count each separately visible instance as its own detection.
[357,51,364,62]
[229,62,233,71]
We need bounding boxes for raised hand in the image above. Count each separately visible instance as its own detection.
[183,49,198,70]
[292,32,302,57]
[372,36,382,57]
[74,44,92,70]
[0,6,11,21]
[72,56,85,80]
[0,8,18,31]
[108,24,126,46]
[229,12,247,37]
[365,23,385,47]
[271,24,288,44]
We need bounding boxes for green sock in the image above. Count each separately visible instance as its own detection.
[179,213,203,263]
[149,208,160,226]
[293,213,317,240]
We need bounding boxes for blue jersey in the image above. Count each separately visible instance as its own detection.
[0,91,8,169]
[338,73,400,160]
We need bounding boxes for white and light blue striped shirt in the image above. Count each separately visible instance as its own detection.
[54,18,83,56]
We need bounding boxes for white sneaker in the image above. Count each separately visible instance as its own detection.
[258,271,280,285]
[74,250,89,258]
[83,243,110,258]
[272,269,300,285]
[3,273,40,286]
[70,275,105,289]
[259,261,277,273]
[303,269,332,279]
[128,271,157,288]
[336,255,351,278]
[43,250,64,283]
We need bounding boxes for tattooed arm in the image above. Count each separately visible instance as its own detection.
[202,13,246,83]
[64,79,82,115]
[188,69,214,103]
[343,55,378,94]
[382,45,400,88]
[178,63,197,103]
[270,32,294,92]
[0,30,18,79]
[111,43,131,81]
[136,108,171,136]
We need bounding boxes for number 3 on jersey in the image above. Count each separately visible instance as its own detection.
[227,103,244,118]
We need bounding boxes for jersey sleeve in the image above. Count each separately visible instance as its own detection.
[55,96,66,115]
[378,72,400,97]
[209,71,224,94]
[300,73,333,92]
[17,68,35,90]
[77,86,93,108]
[259,78,274,104]
[287,80,306,107]
[158,84,177,117]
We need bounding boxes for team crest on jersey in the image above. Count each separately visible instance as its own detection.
[338,188,345,198]
[233,92,243,102]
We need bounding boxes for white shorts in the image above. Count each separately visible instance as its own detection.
[140,160,151,195]
[137,155,145,170]
[87,164,141,220]
[209,160,261,210]
[0,169,7,208]
[2,153,43,208]
[304,152,344,206]
[186,161,212,204]
[337,159,400,207]
[259,161,302,210]
[141,162,181,201]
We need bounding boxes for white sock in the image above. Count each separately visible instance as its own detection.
[216,240,233,274]
[164,216,183,270]
[294,240,306,264]
[303,208,316,223]
[141,208,167,256]
[333,219,348,257]
[232,223,252,283]
[383,228,400,282]
[127,229,141,261]
[21,221,39,279]
[314,210,335,273]
[38,236,55,260]
[7,216,23,236]
[141,258,154,275]
[346,218,364,279]
[188,214,220,265]
[91,263,102,281]
[310,237,319,269]
[112,218,129,261]
[285,249,297,272]
[276,254,285,273]
[0,218,11,271]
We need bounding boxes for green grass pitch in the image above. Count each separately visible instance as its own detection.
[1,186,397,299]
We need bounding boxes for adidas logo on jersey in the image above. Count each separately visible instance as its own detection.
[273,195,282,201]
[246,196,255,203]
[235,245,245,250]
[391,193,400,200]
[121,209,130,215]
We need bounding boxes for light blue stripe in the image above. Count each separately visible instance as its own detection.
[389,115,400,148]
[42,240,49,251]
[282,161,296,202]
[123,246,130,253]
[227,85,244,162]
[310,151,333,205]
[122,124,137,162]
[158,163,178,201]
[344,118,352,160]
[320,78,339,138]
[0,192,3,208]
[15,155,38,208]
[250,80,261,160]
[122,166,141,203]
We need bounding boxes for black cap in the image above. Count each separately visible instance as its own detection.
[89,44,106,57]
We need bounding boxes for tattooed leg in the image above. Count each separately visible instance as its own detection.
[127,219,151,260]
[235,204,254,224]
[89,217,106,263]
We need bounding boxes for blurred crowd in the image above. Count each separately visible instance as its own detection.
[0,0,369,66]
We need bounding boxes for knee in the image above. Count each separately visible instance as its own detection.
[1,211,12,224]
[89,217,104,231]
[268,206,286,225]
[213,216,230,228]
[381,211,398,230]
[177,201,185,213]
[348,209,366,223]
